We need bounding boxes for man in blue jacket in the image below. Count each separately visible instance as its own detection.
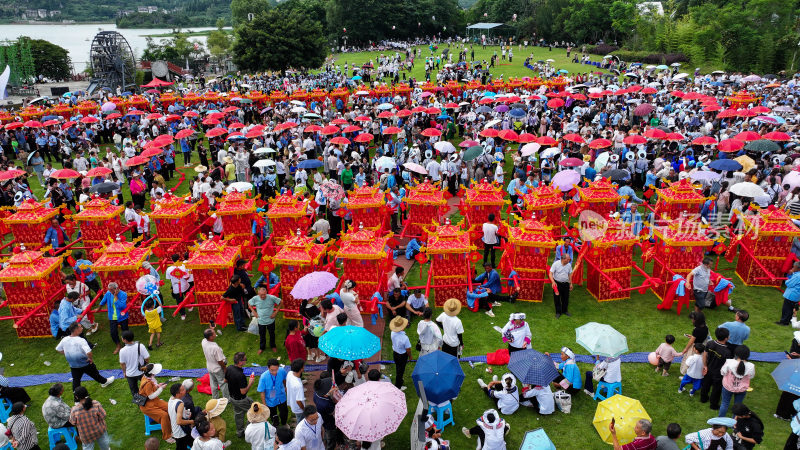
[778,261,800,325]
[99,282,128,354]
[58,292,82,336]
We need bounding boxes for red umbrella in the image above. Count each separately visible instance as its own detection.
[226,132,243,139]
[183,111,199,118]
[377,111,394,119]
[126,155,149,166]
[478,97,495,105]
[331,118,348,125]
[498,130,519,141]
[444,102,459,109]
[304,125,323,133]
[202,118,220,126]
[355,115,371,121]
[223,106,239,113]
[670,90,685,98]
[330,137,351,145]
[80,117,99,124]
[105,113,122,120]
[702,105,723,112]
[547,98,565,108]
[343,125,362,133]
[50,169,81,179]
[750,105,770,114]
[517,133,537,143]
[43,119,60,127]
[396,110,412,118]
[763,131,791,141]
[663,132,686,141]
[175,129,195,139]
[628,85,643,93]
[141,77,173,88]
[354,133,374,143]
[61,121,76,129]
[155,134,174,144]
[205,128,227,138]
[411,106,428,113]
[633,103,655,116]
[623,135,647,145]
[718,139,745,153]
[715,109,738,119]
[460,140,479,147]
[146,113,163,120]
[570,94,587,101]
[588,138,612,149]
[0,169,26,180]
[245,129,263,139]
[640,87,657,95]
[426,107,442,115]
[734,131,761,142]
[736,109,758,118]
[421,128,442,137]
[208,112,225,120]
[127,110,145,115]
[562,133,585,144]
[691,136,718,146]
[228,123,245,130]
[537,136,557,146]
[559,157,584,167]
[275,121,298,131]
[643,128,666,139]
[613,89,629,96]
[480,128,499,138]
[320,125,340,135]
[143,140,165,149]
[140,147,163,158]
[165,114,181,122]
[24,120,43,128]
[4,122,24,130]
[382,127,402,135]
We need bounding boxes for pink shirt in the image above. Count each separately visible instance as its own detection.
[324,305,344,331]
[655,343,681,363]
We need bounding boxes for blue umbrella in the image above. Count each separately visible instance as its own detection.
[436,114,452,120]
[708,159,742,171]
[481,91,496,97]
[509,108,526,118]
[772,359,800,395]
[351,75,362,81]
[298,159,324,169]
[411,350,465,404]
[508,349,560,386]
[476,106,492,114]
[319,326,380,360]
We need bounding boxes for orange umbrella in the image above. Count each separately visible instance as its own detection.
[382,127,401,135]
[330,137,351,145]
[126,155,149,166]
[588,138,612,149]
[562,133,585,144]
[51,169,81,179]
[421,128,441,137]
[86,167,112,177]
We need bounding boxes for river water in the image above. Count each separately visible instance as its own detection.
[0,23,215,71]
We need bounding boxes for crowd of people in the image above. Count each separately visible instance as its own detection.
[1,40,799,449]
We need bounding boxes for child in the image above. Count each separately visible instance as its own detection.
[143,298,163,350]
[655,334,683,376]
[284,320,307,363]
[679,343,705,396]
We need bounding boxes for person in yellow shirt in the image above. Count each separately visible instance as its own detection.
[143,298,163,350]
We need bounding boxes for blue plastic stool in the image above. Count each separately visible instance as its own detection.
[144,415,162,436]
[48,426,78,450]
[594,381,622,401]
[0,398,11,423]
[1,442,13,450]
[427,401,455,431]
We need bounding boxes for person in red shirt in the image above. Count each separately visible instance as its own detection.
[609,418,657,450]
[284,320,307,363]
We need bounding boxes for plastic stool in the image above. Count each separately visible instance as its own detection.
[427,401,455,431]
[594,381,622,401]
[1,442,13,450]
[0,398,11,423]
[144,415,162,436]
[48,426,78,450]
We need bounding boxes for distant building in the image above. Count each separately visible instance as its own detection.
[37,9,47,18]
[49,10,61,17]
[136,6,159,13]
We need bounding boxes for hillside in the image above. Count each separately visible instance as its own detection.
[0,0,231,26]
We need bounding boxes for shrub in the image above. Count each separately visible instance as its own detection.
[611,50,688,65]
[586,44,620,55]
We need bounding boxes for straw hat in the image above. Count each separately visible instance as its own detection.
[389,316,409,332]
[443,298,461,316]
[205,398,228,418]
[224,156,233,164]
[247,402,271,423]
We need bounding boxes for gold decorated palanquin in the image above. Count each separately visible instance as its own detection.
[346,185,388,231]
[654,179,705,222]
[19,106,45,120]
[158,92,179,107]
[578,178,621,218]
[0,248,63,337]
[650,220,712,299]
[736,208,800,287]
[181,92,202,106]
[216,191,257,245]
[463,181,509,244]
[149,196,198,257]
[74,197,124,250]
[271,233,325,319]
[547,76,570,91]
[585,219,638,302]
[75,101,99,116]
[186,239,241,324]
[4,199,59,247]
[502,219,555,302]
[333,227,392,304]
[424,222,474,306]
[50,104,73,119]
[725,91,759,109]
[93,237,152,325]
[403,181,447,238]
[521,184,566,229]
[266,193,309,245]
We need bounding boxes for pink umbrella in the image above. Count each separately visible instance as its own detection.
[551,170,581,192]
[402,162,427,175]
[289,271,338,299]
[559,157,584,167]
[335,381,407,442]
[460,140,479,148]
[520,142,541,157]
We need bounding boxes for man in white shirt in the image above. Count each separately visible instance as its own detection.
[201,328,228,399]
[482,213,500,267]
[520,385,555,415]
[118,330,149,395]
[286,359,306,421]
[294,405,324,450]
[425,158,441,182]
[548,254,573,318]
[387,267,406,294]
[436,298,464,358]
[56,322,115,392]
[311,217,331,242]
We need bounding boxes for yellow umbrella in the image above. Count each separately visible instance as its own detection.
[592,395,651,445]
[734,155,756,173]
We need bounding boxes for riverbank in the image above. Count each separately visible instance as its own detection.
[143,29,231,38]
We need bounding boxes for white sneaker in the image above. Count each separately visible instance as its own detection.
[400,386,407,391]
[216,329,223,336]
[492,374,498,382]
[492,301,502,307]
[462,427,471,438]
[181,316,186,321]
[222,441,231,448]
[485,310,495,317]
[101,376,115,388]
[678,388,684,394]
[477,379,487,389]
[583,389,594,397]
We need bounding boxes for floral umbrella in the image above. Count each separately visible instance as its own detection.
[335,381,407,441]
[320,180,346,202]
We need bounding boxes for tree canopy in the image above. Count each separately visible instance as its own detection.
[25,38,72,81]
[231,8,328,73]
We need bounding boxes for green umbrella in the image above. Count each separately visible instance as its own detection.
[462,145,484,162]
[575,322,628,357]
[238,98,253,104]
[744,139,780,153]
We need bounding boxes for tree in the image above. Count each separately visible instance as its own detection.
[24,37,71,81]
[232,8,327,73]
[230,0,273,25]
[207,22,233,67]
[609,0,636,41]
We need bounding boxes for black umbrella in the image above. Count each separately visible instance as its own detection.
[745,139,780,153]
[89,182,119,194]
[606,169,631,182]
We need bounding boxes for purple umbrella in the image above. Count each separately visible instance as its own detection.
[289,271,339,299]
[494,104,510,113]
[101,101,117,112]
[551,170,581,192]
[689,171,722,182]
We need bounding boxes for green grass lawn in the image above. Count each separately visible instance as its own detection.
[0,57,790,448]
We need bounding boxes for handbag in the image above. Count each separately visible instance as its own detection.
[553,390,571,414]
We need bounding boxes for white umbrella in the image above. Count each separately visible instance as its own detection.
[541,147,560,159]
[434,141,456,154]
[671,63,682,67]
[729,182,765,198]
[520,142,541,157]
[226,182,253,192]
[254,147,275,155]
[375,156,396,172]
[402,162,427,175]
[546,59,555,62]
[377,103,394,110]
[594,152,611,171]
[254,159,276,168]
[291,106,307,113]
[290,100,305,106]
[784,171,800,190]
[588,87,603,94]
[355,91,370,96]
[484,119,501,129]
[741,75,762,83]
[673,73,689,80]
